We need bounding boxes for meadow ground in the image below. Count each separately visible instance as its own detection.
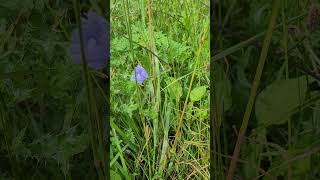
[110,0,210,179]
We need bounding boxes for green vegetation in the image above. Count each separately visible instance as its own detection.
[213,0,320,179]
[110,0,210,179]
[0,0,108,179]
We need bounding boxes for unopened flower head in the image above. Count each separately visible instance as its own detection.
[70,11,109,70]
[132,65,148,84]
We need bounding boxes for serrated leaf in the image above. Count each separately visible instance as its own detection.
[190,86,207,102]
[29,128,89,176]
[255,76,308,127]
[111,37,129,52]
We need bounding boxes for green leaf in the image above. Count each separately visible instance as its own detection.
[29,128,90,176]
[166,77,182,100]
[110,170,122,180]
[111,37,130,52]
[11,88,35,105]
[34,0,45,11]
[190,86,207,102]
[255,76,308,127]
[215,65,232,111]
[11,126,31,158]
[216,80,232,111]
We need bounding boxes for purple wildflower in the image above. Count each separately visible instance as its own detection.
[131,65,148,84]
[70,11,109,70]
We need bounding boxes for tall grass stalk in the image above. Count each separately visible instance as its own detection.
[72,1,107,179]
[147,0,161,174]
[123,0,135,62]
[211,2,224,176]
[210,59,223,179]
[226,1,281,179]
[172,25,209,149]
[216,1,225,175]
[0,93,16,178]
[281,0,292,178]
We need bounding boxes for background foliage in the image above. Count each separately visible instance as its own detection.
[0,0,108,179]
[213,0,320,179]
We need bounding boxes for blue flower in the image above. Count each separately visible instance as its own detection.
[70,11,109,70]
[132,65,148,84]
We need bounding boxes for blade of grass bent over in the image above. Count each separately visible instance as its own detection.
[226,1,281,179]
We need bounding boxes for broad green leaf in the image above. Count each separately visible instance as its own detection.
[166,77,182,101]
[190,86,207,102]
[255,76,308,127]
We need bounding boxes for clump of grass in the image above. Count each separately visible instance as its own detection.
[110,0,209,179]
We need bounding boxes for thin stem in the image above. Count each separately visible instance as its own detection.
[72,1,106,179]
[226,1,281,179]
[172,25,209,149]
[281,1,292,179]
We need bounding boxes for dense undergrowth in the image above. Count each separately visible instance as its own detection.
[0,0,108,179]
[110,0,210,179]
[212,0,320,179]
